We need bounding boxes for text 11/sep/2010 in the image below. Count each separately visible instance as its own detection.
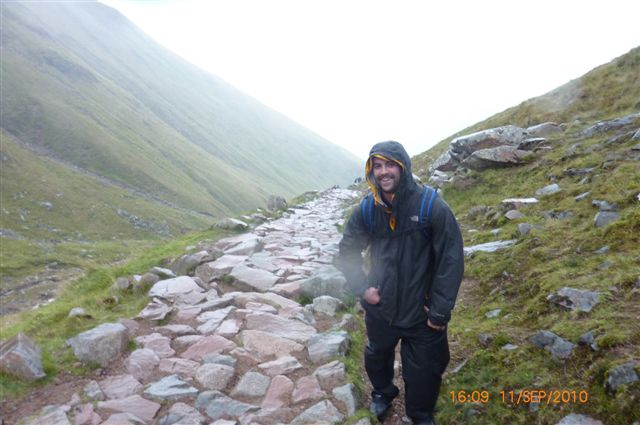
[450,389,589,405]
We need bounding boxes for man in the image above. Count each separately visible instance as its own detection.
[337,141,464,425]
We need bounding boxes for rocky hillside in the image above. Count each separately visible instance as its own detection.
[409,48,639,424]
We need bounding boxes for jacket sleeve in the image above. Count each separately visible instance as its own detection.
[426,196,465,326]
[336,205,370,297]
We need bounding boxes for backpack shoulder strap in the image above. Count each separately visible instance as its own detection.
[418,185,438,228]
[360,193,375,234]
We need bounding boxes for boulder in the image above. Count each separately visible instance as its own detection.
[333,383,361,416]
[529,330,575,359]
[463,240,516,257]
[312,295,344,316]
[594,211,620,227]
[299,266,348,300]
[196,255,247,282]
[606,362,639,393]
[229,265,279,292]
[308,331,350,363]
[580,112,640,138]
[429,151,460,172]
[462,146,532,170]
[148,276,203,301]
[66,323,128,366]
[170,254,202,276]
[125,349,160,382]
[535,183,561,197]
[215,218,248,231]
[526,122,564,138]
[547,287,599,312]
[0,333,46,380]
[450,125,529,158]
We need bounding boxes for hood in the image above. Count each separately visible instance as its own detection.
[365,140,417,207]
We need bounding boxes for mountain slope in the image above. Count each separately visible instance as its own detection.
[412,48,639,424]
[0,1,361,220]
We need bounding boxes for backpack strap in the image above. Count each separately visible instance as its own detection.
[360,194,375,234]
[418,186,438,236]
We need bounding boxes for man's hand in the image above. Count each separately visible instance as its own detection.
[424,306,446,331]
[363,287,381,305]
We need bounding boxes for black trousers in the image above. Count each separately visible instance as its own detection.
[364,312,450,421]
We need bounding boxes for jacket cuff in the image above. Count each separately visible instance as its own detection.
[427,310,450,326]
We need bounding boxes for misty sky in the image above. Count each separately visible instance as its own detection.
[101,0,639,160]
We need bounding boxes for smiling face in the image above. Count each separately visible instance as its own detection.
[372,156,402,195]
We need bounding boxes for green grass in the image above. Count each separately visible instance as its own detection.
[0,226,231,402]
[408,47,640,423]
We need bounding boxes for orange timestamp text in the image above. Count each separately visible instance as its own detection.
[449,389,589,405]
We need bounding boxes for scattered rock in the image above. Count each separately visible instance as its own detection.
[195,391,258,421]
[577,331,598,351]
[215,218,249,231]
[547,287,600,312]
[606,362,639,393]
[195,363,235,391]
[99,374,143,400]
[66,323,128,366]
[485,309,501,318]
[144,374,199,400]
[535,183,561,197]
[594,211,620,227]
[332,383,360,416]
[504,210,525,220]
[299,266,348,300]
[308,331,350,363]
[477,333,493,348]
[232,371,271,398]
[574,192,590,201]
[150,267,176,279]
[148,276,203,301]
[97,395,161,423]
[556,413,604,425]
[125,348,160,382]
[258,356,303,377]
[464,240,516,257]
[312,295,344,316]
[462,146,532,170]
[592,200,618,211]
[289,400,344,425]
[0,333,46,380]
[262,375,294,408]
[529,330,575,359]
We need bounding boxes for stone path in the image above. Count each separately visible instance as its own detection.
[22,188,373,425]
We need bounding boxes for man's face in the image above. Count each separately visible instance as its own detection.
[372,156,402,194]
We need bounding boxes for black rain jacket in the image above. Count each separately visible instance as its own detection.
[337,141,464,328]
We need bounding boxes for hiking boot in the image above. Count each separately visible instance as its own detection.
[369,393,394,421]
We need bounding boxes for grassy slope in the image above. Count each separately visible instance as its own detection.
[0,1,361,289]
[412,48,640,423]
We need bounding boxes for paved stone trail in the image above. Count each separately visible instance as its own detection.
[22,188,374,425]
